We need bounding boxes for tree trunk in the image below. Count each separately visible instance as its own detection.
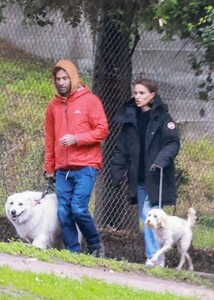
[93,16,139,231]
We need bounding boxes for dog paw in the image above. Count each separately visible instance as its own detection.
[189,265,194,271]
[145,258,164,267]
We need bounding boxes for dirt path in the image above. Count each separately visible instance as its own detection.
[0,253,213,299]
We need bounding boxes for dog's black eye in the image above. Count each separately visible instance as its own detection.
[10,202,13,205]
[154,215,157,218]
[19,203,23,206]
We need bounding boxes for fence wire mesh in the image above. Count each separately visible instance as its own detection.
[0,4,214,267]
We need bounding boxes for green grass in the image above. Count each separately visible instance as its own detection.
[0,266,196,300]
[0,56,51,196]
[181,139,214,162]
[0,241,213,289]
[193,225,214,249]
[176,139,214,207]
[0,58,52,133]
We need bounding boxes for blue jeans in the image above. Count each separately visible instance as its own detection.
[56,167,100,253]
[137,184,160,259]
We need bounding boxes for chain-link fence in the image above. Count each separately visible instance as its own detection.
[0,4,214,270]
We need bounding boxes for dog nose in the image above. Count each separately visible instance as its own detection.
[11,210,16,215]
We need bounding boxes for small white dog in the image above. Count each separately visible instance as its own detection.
[145,207,196,271]
[5,191,64,250]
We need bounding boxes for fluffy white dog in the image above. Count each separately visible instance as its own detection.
[145,207,196,271]
[5,191,64,250]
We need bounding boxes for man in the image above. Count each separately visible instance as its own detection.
[44,59,109,257]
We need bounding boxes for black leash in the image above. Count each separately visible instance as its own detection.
[42,177,55,197]
[35,178,55,205]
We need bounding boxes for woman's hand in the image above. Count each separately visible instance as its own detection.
[149,164,162,171]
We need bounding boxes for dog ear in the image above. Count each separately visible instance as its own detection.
[5,196,10,204]
[21,192,35,204]
[159,210,167,228]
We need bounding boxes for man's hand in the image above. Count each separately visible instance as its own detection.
[43,171,56,183]
[59,134,77,146]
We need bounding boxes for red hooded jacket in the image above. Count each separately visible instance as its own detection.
[45,60,109,173]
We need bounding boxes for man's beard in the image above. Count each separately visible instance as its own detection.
[58,90,69,97]
[57,83,71,97]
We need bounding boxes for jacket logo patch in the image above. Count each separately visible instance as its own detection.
[167,122,175,129]
[74,109,81,114]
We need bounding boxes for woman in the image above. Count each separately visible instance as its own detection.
[111,78,180,266]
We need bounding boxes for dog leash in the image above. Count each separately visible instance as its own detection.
[158,167,177,214]
[159,167,163,209]
[34,178,55,205]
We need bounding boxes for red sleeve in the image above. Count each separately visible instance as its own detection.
[44,104,55,173]
[76,95,109,145]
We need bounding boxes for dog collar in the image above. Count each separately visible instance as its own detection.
[34,199,41,205]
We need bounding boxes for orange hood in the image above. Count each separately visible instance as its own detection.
[53,59,80,94]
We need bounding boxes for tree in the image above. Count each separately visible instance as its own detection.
[154,1,214,100]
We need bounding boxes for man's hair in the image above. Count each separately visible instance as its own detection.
[135,78,158,95]
[52,66,67,78]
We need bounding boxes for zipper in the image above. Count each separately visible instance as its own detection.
[65,103,69,165]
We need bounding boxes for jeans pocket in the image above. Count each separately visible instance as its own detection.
[88,167,98,182]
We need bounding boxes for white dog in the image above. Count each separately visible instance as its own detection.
[5,191,64,250]
[145,207,196,271]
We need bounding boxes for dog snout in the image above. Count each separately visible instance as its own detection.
[11,209,17,216]
[145,218,150,224]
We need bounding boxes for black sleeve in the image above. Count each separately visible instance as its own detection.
[154,115,180,167]
[110,127,128,187]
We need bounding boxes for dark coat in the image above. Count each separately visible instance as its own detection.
[110,95,180,206]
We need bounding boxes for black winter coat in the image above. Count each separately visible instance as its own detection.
[110,95,180,206]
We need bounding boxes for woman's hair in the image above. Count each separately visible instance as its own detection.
[135,78,158,95]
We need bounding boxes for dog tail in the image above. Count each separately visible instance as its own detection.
[187,207,197,227]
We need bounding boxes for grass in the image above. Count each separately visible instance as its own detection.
[193,225,214,249]
[0,241,213,289]
[174,139,214,249]
[0,57,52,133]
[176,139,214,212]
[0,266,197,300]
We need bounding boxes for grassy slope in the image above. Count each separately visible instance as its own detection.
[0,241,213,287]
[0,266,196,300]
[0,241,209,300]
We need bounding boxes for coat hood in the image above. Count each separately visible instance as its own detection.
[114,95,168,124]
[53,59,80,95]
[150,94,168,119]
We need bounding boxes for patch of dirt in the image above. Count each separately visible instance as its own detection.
[0,253,214,300]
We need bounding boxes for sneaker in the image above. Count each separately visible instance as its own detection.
[145,258,165,268]
[89,243,105,258]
